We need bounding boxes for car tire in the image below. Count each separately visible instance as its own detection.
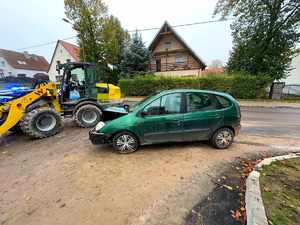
[112,132,139,154]
[75,104,102,128]
[211,127,234,149]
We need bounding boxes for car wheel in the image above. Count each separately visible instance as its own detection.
[112,132,139,154]
[211,128,234,149]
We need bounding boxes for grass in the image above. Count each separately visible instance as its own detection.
[260,157,300,225]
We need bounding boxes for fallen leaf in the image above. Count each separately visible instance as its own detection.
[231,210,242,220]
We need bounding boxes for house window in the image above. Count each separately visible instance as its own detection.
[0,61,5,67]
[164,41,172,50]
[175,55,184,65]
[0,69,4,78]
[17,60,26,65]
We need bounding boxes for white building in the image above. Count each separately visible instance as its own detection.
[283,52,300,85]
[0,49,49,79]
[48,40,80,82]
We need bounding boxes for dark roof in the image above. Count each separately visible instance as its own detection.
[48,40,80,72]
[149,21,206,69]
[0,49,49,71]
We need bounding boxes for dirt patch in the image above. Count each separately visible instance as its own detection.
[260,157,300,225]
[1,123,300,225]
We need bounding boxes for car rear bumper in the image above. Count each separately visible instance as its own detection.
[89,129,111,145]
[234,124,241,136]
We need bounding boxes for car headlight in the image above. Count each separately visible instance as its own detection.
[95,121,106,131]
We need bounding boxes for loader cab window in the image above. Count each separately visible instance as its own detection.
[63,65,86,102]
[68,67,86,100]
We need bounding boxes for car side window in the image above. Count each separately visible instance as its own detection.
[160,93,182,114]
[143,97,161,116]
[186,93,219,112]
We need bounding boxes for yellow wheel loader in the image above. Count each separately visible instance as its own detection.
[0,62,125,139]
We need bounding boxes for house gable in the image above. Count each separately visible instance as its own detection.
[149,21,206,70]
[48,40,80,82]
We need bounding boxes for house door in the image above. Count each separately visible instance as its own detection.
[156,59,161,72]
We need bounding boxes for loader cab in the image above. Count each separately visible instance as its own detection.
[58,62,104,104]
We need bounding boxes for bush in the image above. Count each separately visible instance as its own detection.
[119,73,272,99]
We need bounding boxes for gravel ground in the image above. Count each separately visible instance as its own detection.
[1,121,300,225]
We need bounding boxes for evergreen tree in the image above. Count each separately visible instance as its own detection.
[120,32,150,75]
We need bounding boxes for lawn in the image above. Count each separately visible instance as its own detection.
[260,157,300,225]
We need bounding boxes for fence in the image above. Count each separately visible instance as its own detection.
[282,85,300,96]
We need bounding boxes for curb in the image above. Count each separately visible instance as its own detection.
[241,105,300,110]
[245,153,300,225]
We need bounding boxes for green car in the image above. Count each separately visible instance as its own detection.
[89,89,241,153]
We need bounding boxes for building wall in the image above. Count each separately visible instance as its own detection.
[153,34,184,52]
[0,57,16,77]
[151,33,201,73]
[0,57,45,78]
[283,53,300,85]
[48,43,76,82]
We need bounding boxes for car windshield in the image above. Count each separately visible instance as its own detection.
[129,91,159,112]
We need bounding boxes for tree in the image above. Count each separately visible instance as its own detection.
[210,59,224,68]
[119,32,150,75]
[214,0,300,81]
[101,15,130,65]
[64,0,108,62]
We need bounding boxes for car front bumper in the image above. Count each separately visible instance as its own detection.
[89,129,111,145]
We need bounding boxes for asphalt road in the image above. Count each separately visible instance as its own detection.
[241,107,300,138]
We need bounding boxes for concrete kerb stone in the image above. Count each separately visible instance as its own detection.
[245,153,300,225]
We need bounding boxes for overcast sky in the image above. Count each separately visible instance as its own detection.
[0,0,233,66]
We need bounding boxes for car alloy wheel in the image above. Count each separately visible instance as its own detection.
[113,132,138,154]
[211,128,234,149]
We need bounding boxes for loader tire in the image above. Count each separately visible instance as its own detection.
[9,124,23,134]
[75,104,102,128]
[20,108,62,138]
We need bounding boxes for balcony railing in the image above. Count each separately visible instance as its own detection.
[149,62,198,72]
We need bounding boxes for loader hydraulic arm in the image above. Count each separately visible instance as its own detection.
[0,82,61,136]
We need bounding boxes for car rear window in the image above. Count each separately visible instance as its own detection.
[186,93,219,112]
[215,95,232,108]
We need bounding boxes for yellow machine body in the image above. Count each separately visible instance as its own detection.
[96,83,121,102]
[0,82,61,135]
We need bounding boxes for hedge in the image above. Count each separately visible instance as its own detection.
[119,74,272,99]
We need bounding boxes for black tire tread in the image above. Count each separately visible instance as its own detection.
[20,107,62,138]
[75,104,102,128]
[210,127,234,149]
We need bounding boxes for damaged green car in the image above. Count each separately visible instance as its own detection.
[89,89,241,153]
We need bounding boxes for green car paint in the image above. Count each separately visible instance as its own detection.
[91,89,241,146]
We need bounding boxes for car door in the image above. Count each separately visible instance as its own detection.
[137,93,184,144]
[183,92,224,141]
